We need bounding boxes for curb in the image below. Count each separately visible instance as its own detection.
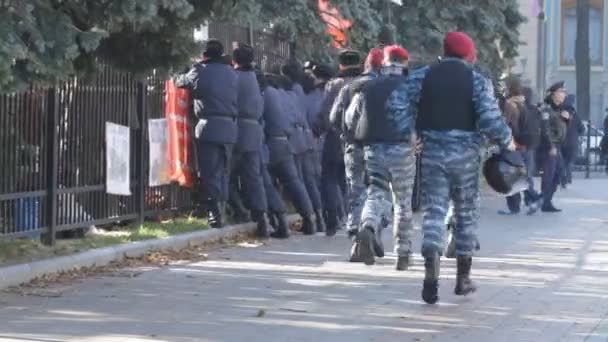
[0,215,300,290]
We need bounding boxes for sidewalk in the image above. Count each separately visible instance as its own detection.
[0,179,607,342]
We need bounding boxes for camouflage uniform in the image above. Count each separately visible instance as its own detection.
[360,143,416,256]
[353,72,415,266]
[400,58,512,258]
[329,72,378,237]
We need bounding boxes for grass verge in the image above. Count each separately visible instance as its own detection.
[0,217,208,267]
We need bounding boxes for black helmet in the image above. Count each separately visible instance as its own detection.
[483,150,528,196]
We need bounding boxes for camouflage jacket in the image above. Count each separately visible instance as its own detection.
[389,57,512,148]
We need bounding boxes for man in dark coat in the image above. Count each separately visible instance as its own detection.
[316,50,363,236]
[539,81,568,212]
[560,94,584,188]
[228,44,270,237]
[263,73,316,237]
[282,61,326,234]
[174,40,238,228]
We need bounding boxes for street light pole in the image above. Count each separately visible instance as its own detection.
[536,0,546,99]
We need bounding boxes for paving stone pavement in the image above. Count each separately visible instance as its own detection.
[0,178,607,342]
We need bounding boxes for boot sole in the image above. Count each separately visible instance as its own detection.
[454,284,477,296]
[357,229,375,266]
[270,233,289,239]
[422,281,439,304]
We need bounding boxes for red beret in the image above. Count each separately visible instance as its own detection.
[366,48,384,68]
[383,45,409,62]
[444,32,476,62]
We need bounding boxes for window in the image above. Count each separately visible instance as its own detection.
[561,0,604,65]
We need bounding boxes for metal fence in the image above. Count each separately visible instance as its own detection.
[209,22,291,72]
[574,124,607,175]
[0,23,291,245]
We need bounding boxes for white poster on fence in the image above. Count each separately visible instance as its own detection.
[148,118,171,187]
[105,122,131,196]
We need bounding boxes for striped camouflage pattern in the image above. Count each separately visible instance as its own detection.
[419,137,481,257]
[360,143,416,257]
[344,143,366,234]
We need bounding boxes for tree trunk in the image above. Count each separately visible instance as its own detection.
[576,0,591,178]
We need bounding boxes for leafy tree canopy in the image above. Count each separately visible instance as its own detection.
[0,0,523,92]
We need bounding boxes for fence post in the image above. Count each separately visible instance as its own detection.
[586,122,592,179]
[43,88,58,246]
[135,81,146,227]
[247,23,254,46]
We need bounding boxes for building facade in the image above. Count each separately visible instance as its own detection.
[515,0,607,127]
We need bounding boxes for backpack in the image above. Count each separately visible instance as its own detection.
[515,102,541,148]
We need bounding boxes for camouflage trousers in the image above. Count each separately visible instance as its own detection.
[344,143,366,234]
[420,142,480,258]
[360,143,415,257]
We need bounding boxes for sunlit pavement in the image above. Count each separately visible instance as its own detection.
[1,178,607,342]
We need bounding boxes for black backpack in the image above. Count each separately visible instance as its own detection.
[515,102,541,148]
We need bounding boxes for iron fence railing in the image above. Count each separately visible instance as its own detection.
[0,23,291,245]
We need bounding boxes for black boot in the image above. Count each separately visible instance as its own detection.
[396,254,411,271]
[349,240,362,262]
[541,202,562,213]
[325,210,339,237]
[422,252,440,304]
[252,211,270,239]
[207,200,224,228]
[356,226,376,266]
[454,256,477,296]
[302,215,316,235]
[268,213,278,230]
[315,209,326,233]
[270,213,290,239]
[374,228,385,258]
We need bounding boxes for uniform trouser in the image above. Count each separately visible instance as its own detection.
[561,147,576,185]
[506,149,539,212]
[541,152,561,205]
[270,156,313,216]
[360,144,415,257]
[231,150,268,212]
[344,143,366,234]
[262,162,286,214]
[420,144,480,257]
[322,159,344,224]
[338,160,348,218]
[198,141,233,202]
[295,151,323,212]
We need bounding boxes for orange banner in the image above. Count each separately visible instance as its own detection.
[318,0,352,48]
[164,80,194,188]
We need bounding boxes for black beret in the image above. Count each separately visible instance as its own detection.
[338,49,361,66]
[312,64,333,80]
[547,81,565,93]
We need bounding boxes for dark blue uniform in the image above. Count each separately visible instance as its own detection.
[229,67,268,233]
[264,84,316,235]
[174,59,238,227]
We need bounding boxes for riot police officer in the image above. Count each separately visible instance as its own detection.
[174,40,238,228]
